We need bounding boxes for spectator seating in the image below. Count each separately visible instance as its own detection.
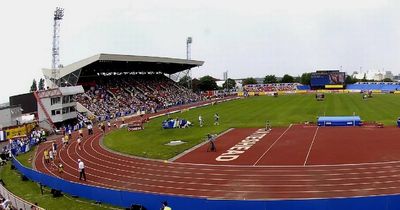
[244,83,302,92]
[347,82,400,91]
[75,74,201,119]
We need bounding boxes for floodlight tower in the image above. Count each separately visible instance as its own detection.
[185,37,193,89]
[186,37,192,60]
[51,7,64,87]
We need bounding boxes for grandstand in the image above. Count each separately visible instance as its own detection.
[244,83,301,92]
[347,82,400,92]
[42,53,204,122]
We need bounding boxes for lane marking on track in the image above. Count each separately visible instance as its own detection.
[33,125,400,200]
[253,124,293,166]
[44,142,400,196]
[170,128,235,162]
[303,126,320,166]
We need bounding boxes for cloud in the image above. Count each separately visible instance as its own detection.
[0,0,399,102]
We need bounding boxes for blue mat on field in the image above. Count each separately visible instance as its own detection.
[317,116,361,126]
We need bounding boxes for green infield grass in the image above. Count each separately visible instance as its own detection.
[104,94,400,160]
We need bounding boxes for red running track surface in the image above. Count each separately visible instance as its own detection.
[34,102,400,200]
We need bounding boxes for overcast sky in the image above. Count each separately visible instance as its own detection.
[0,0,399,103]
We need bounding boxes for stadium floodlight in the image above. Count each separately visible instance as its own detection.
[54,7,64,20]
[51,7,64,87]
[186,37,192,60]
[186,37,193,89]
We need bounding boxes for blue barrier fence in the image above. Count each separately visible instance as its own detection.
[12,157,400,210]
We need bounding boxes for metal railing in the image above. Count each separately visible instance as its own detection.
[0,182,45,210]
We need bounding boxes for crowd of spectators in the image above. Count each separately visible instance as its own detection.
[244,83,301,92]
[1,129,45,161]
[75,74,201,118]
[0,128,45,210]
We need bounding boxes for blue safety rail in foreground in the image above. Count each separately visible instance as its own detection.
[318,116,361,126]
[12,158,400,210]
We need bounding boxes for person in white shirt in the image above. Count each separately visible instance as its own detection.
[49,150,54,162]
[78,159,86,181]
[87,123,93,135]
[198,115,203,127]
[77,137,82,150]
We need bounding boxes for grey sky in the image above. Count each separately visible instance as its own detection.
[0,0,399,103]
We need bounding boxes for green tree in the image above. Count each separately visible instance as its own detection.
[242,77,258,85]
[383,78,393,82]
[38,78,45,90]
[280,74,294,83]
[361,73,368,82]
[263,75,277,84]
[178,75,192,88]
[294,76,301,83]
[191,78,200,92]
[198,75,218,91]
[30,79,37,92]
[345,75,356,84]
[222,78,236,89]
[300,73,312,85]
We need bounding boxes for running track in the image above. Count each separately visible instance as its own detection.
[34,100,400,200]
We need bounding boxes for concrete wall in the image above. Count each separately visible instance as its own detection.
[0,107,21,128]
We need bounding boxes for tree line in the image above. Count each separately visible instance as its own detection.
[177,73,386,92]
[30,78,45,92]
[31,73,393,93]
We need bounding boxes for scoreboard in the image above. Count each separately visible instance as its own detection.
[311,71,345,88]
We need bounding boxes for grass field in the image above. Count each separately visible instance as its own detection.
[104,94,400,160]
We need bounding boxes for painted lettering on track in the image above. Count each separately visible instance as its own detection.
[215,129,269,162]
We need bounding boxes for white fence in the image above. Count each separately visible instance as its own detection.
[0,183,45,210]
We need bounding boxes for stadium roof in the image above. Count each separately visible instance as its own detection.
[43,53,204,86]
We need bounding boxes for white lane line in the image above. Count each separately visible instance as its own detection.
[253,124,293,166]
[169,128,235,162]
[303,126,320,166]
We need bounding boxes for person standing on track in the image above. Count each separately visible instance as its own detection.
[207,133,216,152]
[77,137,82,150]
[78,159,86,181]
[52,142,57,156]
[101,122,106,133]
[87,123,93,135]
[68,128,72,139]
[43,149,49,164]
[61,136,65,149]
[58,161,64,174]
[49,150,54,164]
[64,134,69,145]
[78,128,83,138]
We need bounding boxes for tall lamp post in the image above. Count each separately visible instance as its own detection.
[186,37,193,89]
[51,7,64,87]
